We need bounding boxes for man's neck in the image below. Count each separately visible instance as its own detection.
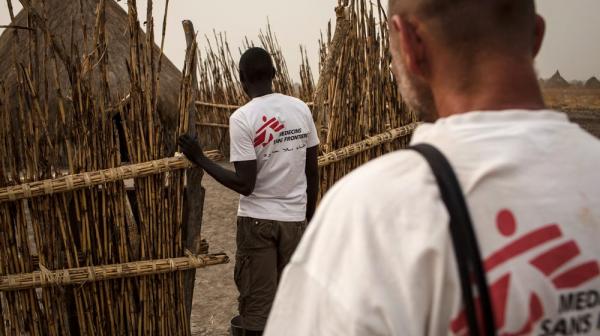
[433,57,546,118]
[247,83,274,99]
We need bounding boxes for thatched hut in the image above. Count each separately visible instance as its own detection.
[544,70,570,89]
[585,76,600,89]
[0,0,182,145]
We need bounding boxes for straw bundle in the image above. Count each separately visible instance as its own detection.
[314,0,417,197]
[28,239,211,268]
[318,123,420,167]
[195,101,314,111]
[0,151,222,203]
[0,253,229,292]
[195,101,243,110]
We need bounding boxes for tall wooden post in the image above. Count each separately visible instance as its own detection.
[182,19,205,324]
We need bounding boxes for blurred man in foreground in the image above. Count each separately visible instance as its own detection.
[265,0,600,335]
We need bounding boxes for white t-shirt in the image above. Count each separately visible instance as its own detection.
[265,110,600,335]
[229,93,320,222]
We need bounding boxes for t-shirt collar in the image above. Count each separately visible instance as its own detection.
[252,93,279,101]
[411,109,569,143]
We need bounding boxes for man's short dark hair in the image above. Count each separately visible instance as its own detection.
[239,47,275,84]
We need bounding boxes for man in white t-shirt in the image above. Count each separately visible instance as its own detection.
[265,1,600,335]
[179,47,319,335]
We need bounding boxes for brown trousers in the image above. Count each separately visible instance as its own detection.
[234,216,307,331]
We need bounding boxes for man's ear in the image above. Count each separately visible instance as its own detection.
[390,14,428,78]
[533,14,546,57]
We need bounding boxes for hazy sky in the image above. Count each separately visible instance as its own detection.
[1,0,599,82]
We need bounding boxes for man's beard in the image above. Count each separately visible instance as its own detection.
[394,59,438,122]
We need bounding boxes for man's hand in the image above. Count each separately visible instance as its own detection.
[178,135,205,165]
[177,134,257,196]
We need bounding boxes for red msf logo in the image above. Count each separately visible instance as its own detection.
[450,210,600,336]
[254,116,285,148]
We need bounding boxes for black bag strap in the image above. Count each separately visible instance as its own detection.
[410,144,496,336]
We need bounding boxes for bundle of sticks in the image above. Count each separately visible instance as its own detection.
[314,0,417,197]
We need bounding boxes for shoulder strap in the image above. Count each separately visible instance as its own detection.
[410,144,496,336]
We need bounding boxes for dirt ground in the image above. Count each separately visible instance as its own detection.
[190,162,239,336]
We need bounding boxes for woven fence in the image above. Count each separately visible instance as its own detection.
[0,1,227,335]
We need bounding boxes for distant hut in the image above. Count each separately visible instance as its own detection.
[0,0,182,148]
[544,70,570,89]
[584,76,600,89]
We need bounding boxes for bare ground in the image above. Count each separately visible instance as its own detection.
[191,162,239,336]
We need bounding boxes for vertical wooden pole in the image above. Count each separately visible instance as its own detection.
[312,6,350,153]
[181,19,205,325]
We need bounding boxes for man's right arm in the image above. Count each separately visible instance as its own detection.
[177,135,257,196]
[178,114,258,196]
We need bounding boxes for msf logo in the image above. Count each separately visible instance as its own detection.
[254,115,285,148]
[450,210,600,336]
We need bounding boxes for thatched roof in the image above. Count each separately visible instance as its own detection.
[585,76,600,89]
[544,70,570,89]
[0,0,182,135]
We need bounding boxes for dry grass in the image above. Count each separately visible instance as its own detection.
[543,88,600,138]
[543,88,600,112]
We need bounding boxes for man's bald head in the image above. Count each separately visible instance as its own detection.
[386,0,545,121]
[389,0,537,53]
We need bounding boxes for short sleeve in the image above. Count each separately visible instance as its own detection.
[305,106,320,148]
[229,115,257,162]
